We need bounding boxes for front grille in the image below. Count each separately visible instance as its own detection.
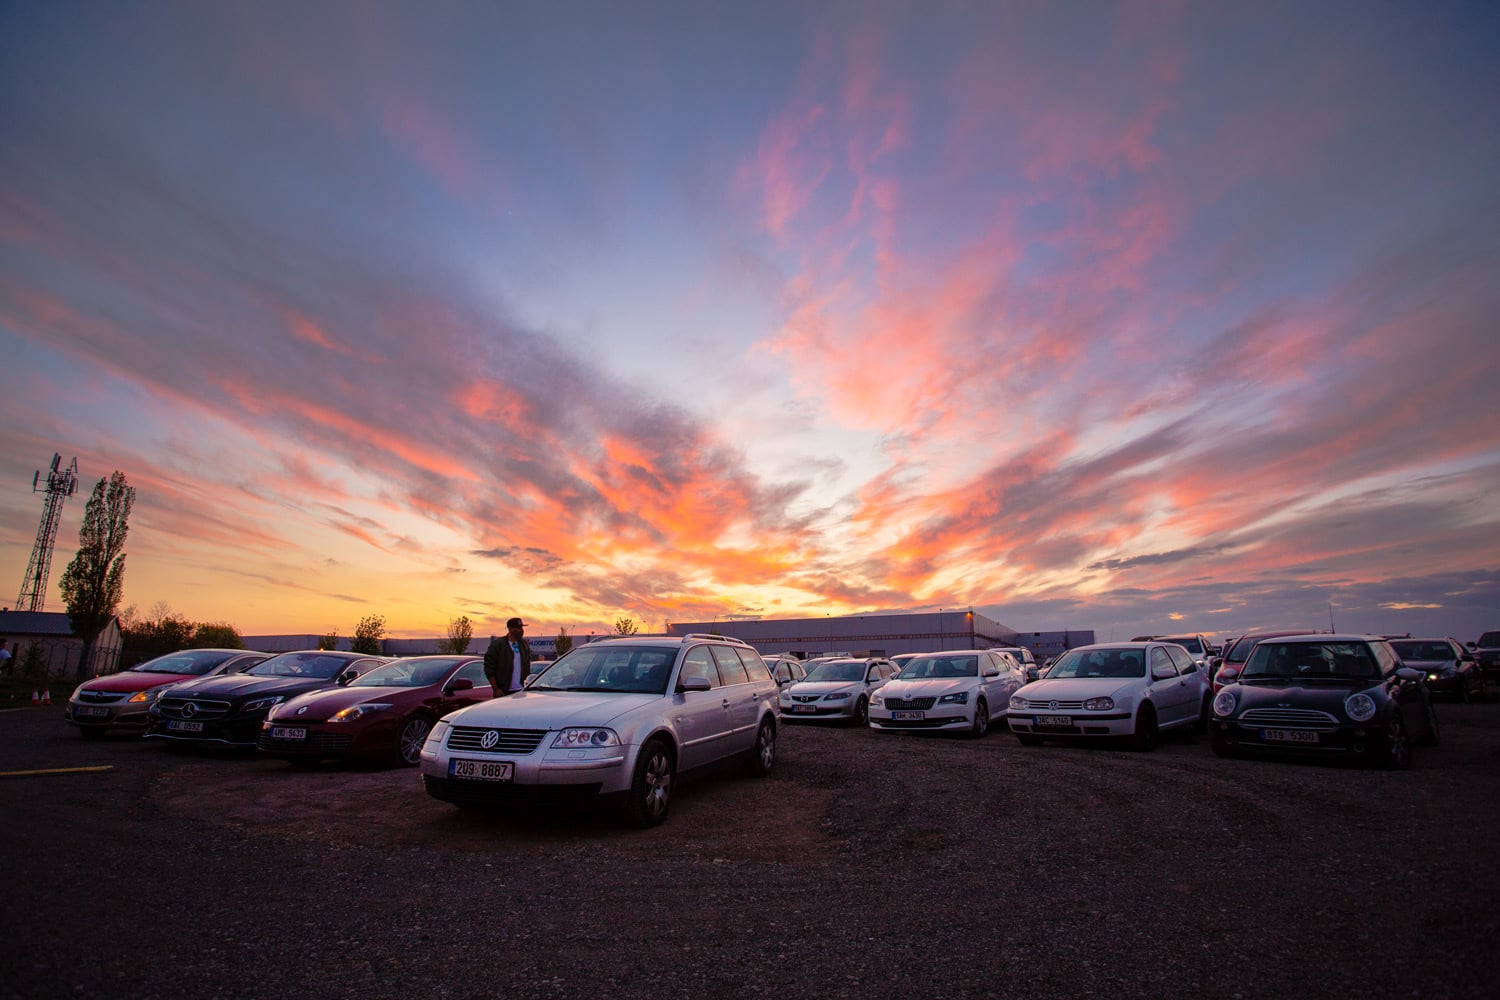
[1240,708,1339,726]
[447,727,548,754]
[156,697,233,720]
[1024,699,1085,710]
[79,690,127,704]
[884,697,935,710]
[790,695,820,703]
[257,732,354,753]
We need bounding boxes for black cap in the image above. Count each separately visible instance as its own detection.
[506,617,528,629]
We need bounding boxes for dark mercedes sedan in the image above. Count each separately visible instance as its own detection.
[144,650,386,748]
[1210,634,1437,769]
[1389,637,1485,702]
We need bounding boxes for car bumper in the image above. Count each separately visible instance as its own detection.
[868,706,974,731]
[66,701,152,731]
[1007,712,1134,737]
[1211,718,1389,758]
[419,742,635,805]
[144,715,264,746]
[781,702,857,720]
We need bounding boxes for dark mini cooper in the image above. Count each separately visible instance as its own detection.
[1210,634,1437,769]
[145,650,386,748]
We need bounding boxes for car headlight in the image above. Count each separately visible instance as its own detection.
[242,696,285,714]
[871,694,884,706]
[1213,690,1237,717]
[823,692,850,701]
[555,727,619,748]
[328,702,393,723]
[1010,696,1027,711]
[128,687,172,704]
[426,720,451,747]
[1344,693,1377,722]
[1083,697,1114,711]
[937,691,969,705]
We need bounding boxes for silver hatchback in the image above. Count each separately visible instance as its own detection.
[419,634,779,827]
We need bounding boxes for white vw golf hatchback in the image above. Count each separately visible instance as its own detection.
[419,634,779,827]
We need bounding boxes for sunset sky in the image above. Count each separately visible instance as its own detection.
[2,1,1497,644]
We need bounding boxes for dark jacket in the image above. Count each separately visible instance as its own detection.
[484,635,532,694]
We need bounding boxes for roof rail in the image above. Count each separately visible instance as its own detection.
[681,633,751,646]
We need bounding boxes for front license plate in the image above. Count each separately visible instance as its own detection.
[449,758,514,782]
[1036,715,1072,727]
[790,705,817,714]
[1263,729,1318,744]
[891,710,925,720]
[167,720,204,733]
[270,727,306,740]
[74,705,109,718]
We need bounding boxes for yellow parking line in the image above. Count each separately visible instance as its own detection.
[0,765,114,778]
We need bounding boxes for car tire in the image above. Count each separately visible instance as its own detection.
[1458,679,1471,704]
[1477,676,1488,703]
[969,699,989,738]
[1197,694,1212,735]
[1131,703,1158,752]
[622,739,674,828]
[394,713,434,767]
[1015,732,1043,747]
[852,696,869,727]
[746,716,776,777]
[1419,699,1441,747]
[1381,713,1412,770]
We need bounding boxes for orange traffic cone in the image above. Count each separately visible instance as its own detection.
[31,691,39,705]
[40,690,51,705]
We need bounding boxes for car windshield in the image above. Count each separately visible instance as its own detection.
[1242,641,1380,680]
[529,645,676,694]
[350,657,465,688]
[1161,636,1203,654]
[804,660,865,682]
[1043,648,1145,678]
[247,652,355,679]
[895,655,978,679]
[129,650,236,675]
[1390,641,1452,662]
[1477,631,1500,647]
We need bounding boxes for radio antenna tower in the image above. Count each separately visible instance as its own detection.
[16,454,79,612]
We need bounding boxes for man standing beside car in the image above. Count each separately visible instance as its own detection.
[484,617,533,697]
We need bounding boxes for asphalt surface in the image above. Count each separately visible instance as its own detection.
[2,701,1498,999]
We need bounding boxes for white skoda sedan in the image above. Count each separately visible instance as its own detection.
[419,634,779,827]
[867,649,1024,737]
[1007,642,1210,750]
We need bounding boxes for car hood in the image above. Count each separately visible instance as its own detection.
[1227,678,1379,710]
[269,685,418,723]
[163,674,342,700]
[786,681,859,697]
[443,690,660,729]
[80,671,193,693]
[1017,678,1136,701]
[880,678,974,699]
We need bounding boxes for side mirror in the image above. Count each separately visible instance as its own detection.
[1216,666,1240,685]
[983,668,999,678]
[1152,666,1176,681]
[1025,666,1040,683]
[678,676,712,693]
[444,677,474,694]
[336,668,357,686]
[1396,667,1424,682]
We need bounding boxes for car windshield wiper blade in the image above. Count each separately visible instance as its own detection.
[1242,675,1291,683]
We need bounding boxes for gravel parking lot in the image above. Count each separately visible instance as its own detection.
[3,703,1498,999]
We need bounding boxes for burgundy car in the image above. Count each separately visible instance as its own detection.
[256,655,492,766]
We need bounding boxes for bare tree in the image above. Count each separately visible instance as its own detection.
[441,615,474,654]
[614,616,640,636]
[352,614,386,654]
[554,625,573,657]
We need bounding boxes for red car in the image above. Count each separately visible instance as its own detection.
[65,648,269,738]
[256,655,492,766]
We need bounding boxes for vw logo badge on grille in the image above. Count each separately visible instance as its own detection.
[182,702,198,718]
[296,706,308,715]
[1049,700,1059,711]
[480,730,500,749]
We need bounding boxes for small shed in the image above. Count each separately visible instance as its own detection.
[0,609,123,681]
